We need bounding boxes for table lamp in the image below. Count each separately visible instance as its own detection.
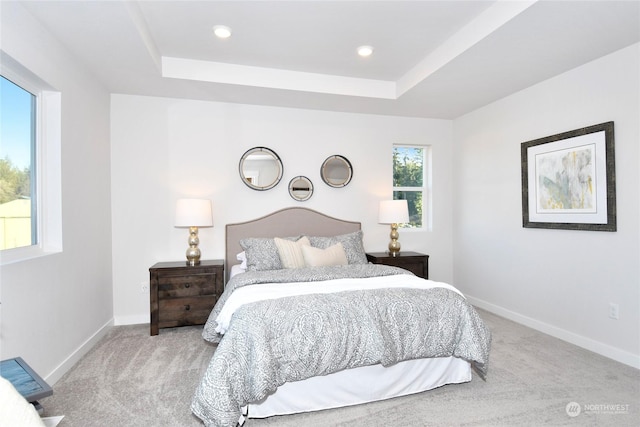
[175,198,213,266]
[378,199,409,256]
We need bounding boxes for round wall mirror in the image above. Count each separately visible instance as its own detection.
[288,176,313,201]
[239,147,283,191]
[321,155,353,188]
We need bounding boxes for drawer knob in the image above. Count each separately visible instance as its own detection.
[185,283,191,288]
[185,304,191,311]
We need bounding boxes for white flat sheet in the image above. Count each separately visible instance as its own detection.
[215,274,464,334]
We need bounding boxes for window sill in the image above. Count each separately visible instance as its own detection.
[0,245,62,266]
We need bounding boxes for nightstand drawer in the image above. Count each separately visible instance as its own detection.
[157,272,219,298]
[158,295,217,327]
[149,260,224,335]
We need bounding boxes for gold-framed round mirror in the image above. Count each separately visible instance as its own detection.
[321,155,353,188]
[239,147,283,191]
[288,176,313,201]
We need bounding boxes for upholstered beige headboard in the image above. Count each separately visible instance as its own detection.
[225,207,361,281]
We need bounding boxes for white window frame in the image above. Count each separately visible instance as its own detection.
[393,144,432,231]
[0,51,62,265]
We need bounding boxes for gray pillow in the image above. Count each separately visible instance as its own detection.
[239,236,300,271]
[308,230,368,265]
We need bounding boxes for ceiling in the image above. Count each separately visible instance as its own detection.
[18,0,640,119]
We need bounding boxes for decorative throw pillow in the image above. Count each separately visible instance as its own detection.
[239,236,300,271]
[308,230,368,265]
[301,242,348,267]
[274,236,311,269]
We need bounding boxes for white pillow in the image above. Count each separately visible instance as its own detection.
[301,242,348,267]
[229,263,246,279]
[236,251,247,269]
[274,236,311,269]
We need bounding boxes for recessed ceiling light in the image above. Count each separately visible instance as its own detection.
[213,25,232,39]
[357,45,374,57]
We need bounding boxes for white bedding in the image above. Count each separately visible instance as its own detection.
[229,263,245,279]
[246,355,471,419]
[215,273,464,334]
[214,272,473,421]
[194,266,490,426]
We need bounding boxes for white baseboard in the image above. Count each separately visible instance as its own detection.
[467,295,640,370]
[44,318,114,385]
[113,314,149,326]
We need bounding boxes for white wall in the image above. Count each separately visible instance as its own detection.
[110,96,454,324]
[453,44,640,368]
[0,3,113,382]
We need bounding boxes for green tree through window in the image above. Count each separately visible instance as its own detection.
[393,146,427,228]
[0,157,31,203]
[1,75,36,250]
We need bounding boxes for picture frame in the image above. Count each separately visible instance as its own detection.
[521,121,616,231]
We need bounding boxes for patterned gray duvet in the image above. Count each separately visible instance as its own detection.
[191,265,491,427]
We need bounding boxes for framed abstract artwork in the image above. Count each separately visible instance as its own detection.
[521,122,616,231]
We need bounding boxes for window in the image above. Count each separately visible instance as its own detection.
[393,145,431,229]
[1,76,37,250]
[0,52,62,264]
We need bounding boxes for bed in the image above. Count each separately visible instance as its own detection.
[191,207,491,427]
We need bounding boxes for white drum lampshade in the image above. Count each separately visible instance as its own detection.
[378,200,409,256]
[175,199,213,266]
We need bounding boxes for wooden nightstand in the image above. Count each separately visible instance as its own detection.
[366,251,429,279]
[149,260,224,336]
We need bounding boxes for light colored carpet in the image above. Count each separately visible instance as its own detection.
[41,309,639,426]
